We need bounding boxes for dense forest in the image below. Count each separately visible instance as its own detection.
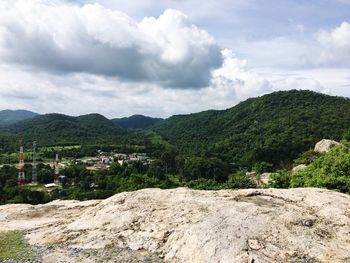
[1,139,349,205]
[1,90,350,171]
[151,90,350,169]
[0,90,350,205]
[0,155,256,204]
[0,113,127,150]
[112,115,163,129]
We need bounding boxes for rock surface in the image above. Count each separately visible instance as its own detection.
[314,139,340,153]
[0,188,350,263]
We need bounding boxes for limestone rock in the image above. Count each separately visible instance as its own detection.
[0,188,350,263]
[260,173,272,185]
[314,139,340,153]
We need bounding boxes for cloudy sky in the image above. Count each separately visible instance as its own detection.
[0,0,349,118]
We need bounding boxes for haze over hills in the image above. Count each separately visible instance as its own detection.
[0,110,39,126]
[112,115,163,129]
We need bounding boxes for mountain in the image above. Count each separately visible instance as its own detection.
[1,90,349,168]
[112,115,163,129]
[0,113,126,147]
[151,90,350,168]
[0,110,39,126]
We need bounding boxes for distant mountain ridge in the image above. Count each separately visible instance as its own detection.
[0,110,163,130]
[1,90,350,170]
[112,115,163,129]
[0,113,126,147]
[0,110,39,126]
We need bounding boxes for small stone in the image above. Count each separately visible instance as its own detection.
[247,239,262,250]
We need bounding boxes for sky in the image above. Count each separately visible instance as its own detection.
[0,0,349,118]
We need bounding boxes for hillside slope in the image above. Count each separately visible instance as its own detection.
[0,110,38,126]
[151,90,350,167]
[0,188,349,262]
[0,113,126,147]
[112,115,163,129]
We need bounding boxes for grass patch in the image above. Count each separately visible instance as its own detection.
[0,231,36,260]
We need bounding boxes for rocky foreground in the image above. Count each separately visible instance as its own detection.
[0,188,350,263]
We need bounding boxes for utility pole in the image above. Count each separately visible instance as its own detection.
[54,154,60,184]
[18,139,26,186]
[32,141,37,185]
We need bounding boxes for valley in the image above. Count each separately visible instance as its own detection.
[0,90,349,206]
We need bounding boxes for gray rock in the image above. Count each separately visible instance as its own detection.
[260,173,272,185]
[0,188,349,263]
[314,139,340,153]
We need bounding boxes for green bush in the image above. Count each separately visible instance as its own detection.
[185,178,223,190]
[294,150,320,165]
[227,172,256,189]
[268,170,291,188]
[291,141,350,193]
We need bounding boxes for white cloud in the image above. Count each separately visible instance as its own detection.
[230,21,350,69]
[0,51,271,117]
[315,21,350,66]
[0,48,346,118]
[0,0,222,88]
[211,49,273,101]
[0,1,348,118]
[271,77,328,94]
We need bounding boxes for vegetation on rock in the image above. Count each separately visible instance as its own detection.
[0,231,35,261]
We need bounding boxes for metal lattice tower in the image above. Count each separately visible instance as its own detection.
[18,140,26,186]
[54,154,60,184]
[31,141,37,185]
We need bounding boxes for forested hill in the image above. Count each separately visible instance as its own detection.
[0,110,38,126]
[112,115,163,129]
[151,90,350,168]
[1,90,350,170]
[0,113,127,148]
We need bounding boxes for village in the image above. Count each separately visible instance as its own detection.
[74,151,152,171]
[0,141,152,189]
[43,151,152,189]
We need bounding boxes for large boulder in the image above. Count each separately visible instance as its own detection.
[314,139,340,153]
[0,188,349,263]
